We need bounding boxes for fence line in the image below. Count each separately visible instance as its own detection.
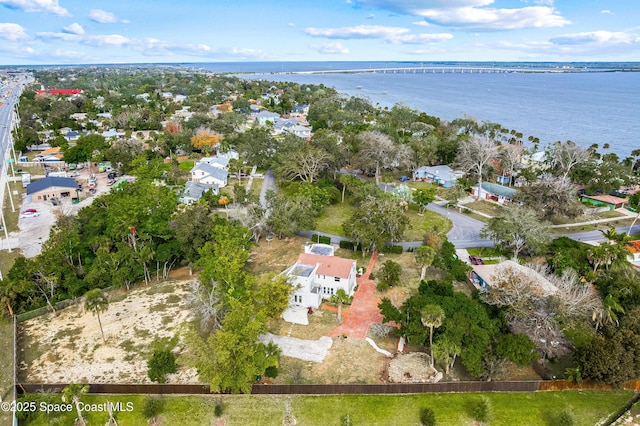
[12,316,17,426]
[17,380,640,396]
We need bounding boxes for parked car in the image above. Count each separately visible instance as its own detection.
[399,176,411,182]
[469,255,484,265]
[20,211,40,218]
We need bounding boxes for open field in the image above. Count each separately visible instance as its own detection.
[461,200,506,218]
[17,390,634,426]
[18,279,198,384]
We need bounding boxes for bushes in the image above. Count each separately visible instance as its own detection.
[420,407,437,426]
[142,396,165,420]
[339,240,362,251]
[310,234,331,245]
[382,244,404,254]
[147,350,177,383]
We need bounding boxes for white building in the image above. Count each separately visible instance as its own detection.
[284,244,357,309]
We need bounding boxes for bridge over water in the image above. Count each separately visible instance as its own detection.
[285,66,566,75]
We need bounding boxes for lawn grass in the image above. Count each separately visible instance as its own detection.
[0,317,14,426]
[466,247,504,257]
[18,390,633,426]
[315,203,354,236]
[0,250,22,278]
[2,180,26,232]
[178,159,194,171]
[316,202,451,241]
[462,200,506,218]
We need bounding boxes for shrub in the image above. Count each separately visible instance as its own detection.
[142,396,164,419]
[557,408,575,426]
[214,399,224,417]
[265,365,279,379]
[310,234,331,244]
[340,240,354,250]
[147,350,177,383]
[376,281,389,292]
[420,407,437,426]
[383,244,404,254]
[341,414,353,426]
[471,396,493,424]
[380,260,402,287]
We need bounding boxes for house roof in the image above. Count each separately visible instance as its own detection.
[297,253,355,279]
[192,163,228,181]
[26,177,77,195]
[626,240,640,254]
[474,182,517,198]
[181,181,218,200]
[472,260,558,296]
[582,194,627,205]
[256,110,280,119]
[39,147,61,156]
[37,89,82,95]
[415,165,462,181]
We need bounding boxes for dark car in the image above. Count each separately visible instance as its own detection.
[469,255,484,265]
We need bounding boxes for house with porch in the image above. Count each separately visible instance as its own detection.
[284,244,357,309]
[179,181,219,205]
[471,182,516,205]
[413,165,464,188]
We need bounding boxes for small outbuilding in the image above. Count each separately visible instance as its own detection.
[581,194,627,210]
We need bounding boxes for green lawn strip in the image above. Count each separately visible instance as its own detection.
[0,250,22,278]
[0,317,14,426]
[3,180,26,232]
[178,160,195,171]
[463,200,506,217]
[18,391,633,426]
[466,247,503,257]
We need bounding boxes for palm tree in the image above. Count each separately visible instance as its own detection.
[62,383,89,426]
[84,289,109,343]
[414,245,436,281]
[421,304,445,367]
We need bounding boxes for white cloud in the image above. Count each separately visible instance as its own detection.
[0,0,69,16]
[600,9,613,15]
[288,22,296,27]
[305,25,452,45]
[550,30,640,46]
[310,42,350,54]
[37,31,132,46]
[89,9,129,24]
[306,25,410,39]
[366,14,375,19]
[417,6,570,30]
[351,0,569,30]
[62,22,84,35]
[0,23,29,41]
[412,21,431,27]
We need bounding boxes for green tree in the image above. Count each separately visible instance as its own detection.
[421,304,445,367]
[84,288,109,343]
[414,245,436,281]
[413,187,437,214]
[496,333,537,366]
[380,260,402,287]
[480,206,551,258]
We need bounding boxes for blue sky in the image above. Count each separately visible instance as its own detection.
[0,0,638,65]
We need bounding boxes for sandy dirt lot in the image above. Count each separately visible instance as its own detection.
[19,279,198,384]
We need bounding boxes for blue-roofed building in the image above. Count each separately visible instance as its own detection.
[255,110,280,126]
[413,165,464,188]
[471,182,517,204]
[26,176,78,203]
[179,181,219,205]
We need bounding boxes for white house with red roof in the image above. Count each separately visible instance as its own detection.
[284,244,357,309]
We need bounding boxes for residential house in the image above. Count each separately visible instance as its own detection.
[291,104,309,117]
[413,165,464,188]
[581,194,627,210]
[469,260,558,295]
[471,182,516,205]
[626,240,640,264]
[197,156,229,169]
[284,244,357,309]
[191,163,228,187]
[179,181,219,205]
[255,110,280,126]
[34,147,64,162]
[63,130,81,142]
[101,129,125,140]
[26,176,78,203]
[217,149,239,161]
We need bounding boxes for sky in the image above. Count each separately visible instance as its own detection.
[0,0,639,65]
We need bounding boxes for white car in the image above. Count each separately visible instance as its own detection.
[19,211,40,219]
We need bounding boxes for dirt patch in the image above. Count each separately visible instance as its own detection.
[248,236,308,275]
[276,337,387,385]
[19,279,198,384]
[387,352,442,383]
[268,309,340,340]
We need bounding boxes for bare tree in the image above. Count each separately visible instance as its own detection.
[547,140,591,180]
[279,145,330,183]
[499,144,523,186]
[455,135,500,200]
[188,279,226,332]
[514,174,583,219]
[355,131,397,185]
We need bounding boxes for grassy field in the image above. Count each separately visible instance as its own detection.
[0,317,14,426]
[17,390,634,425]
[2,180,26,233]
[462,200,506,218]
[315,202,451,241]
